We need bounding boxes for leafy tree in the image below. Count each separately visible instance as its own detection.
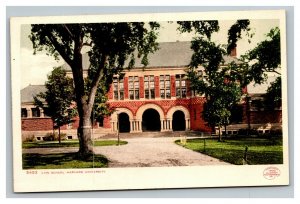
[178,20,247,141]
[187,60,243,141]
[265,77,282,109]
[178,21,281,139]
[227,20,251,54]
[242,27,281,111]
[242,27,281,84]
[34,67,77,143]
[30,22,160,156]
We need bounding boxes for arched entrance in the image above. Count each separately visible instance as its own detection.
[172,110,186,131]
[118,112,130,133]
[142,109,161,131]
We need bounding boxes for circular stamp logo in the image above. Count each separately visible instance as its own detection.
[263,167,281,180]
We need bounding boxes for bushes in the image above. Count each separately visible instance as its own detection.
[237,128,282,137]
[23,135,36,142]
[270,129,282,136]
[43,132,67,141]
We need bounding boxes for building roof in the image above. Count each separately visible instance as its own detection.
[21,85,46,103]
[62,41,239,71]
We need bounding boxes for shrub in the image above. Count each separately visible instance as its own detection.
[43,133,56,141]
[270,129,282,136]
[43,132,67,141]
[238,129,258,136]
[23,135,36,142]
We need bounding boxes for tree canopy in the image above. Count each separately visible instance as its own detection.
[30,22,160,156]
[179,20,281,139]
[178,20,246,140]
[242,27,281,84]
[34,66,77,143]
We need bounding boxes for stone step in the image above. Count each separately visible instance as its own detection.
[98,131,214,139]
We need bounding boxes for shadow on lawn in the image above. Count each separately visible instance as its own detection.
[177,136,283,165]
[197,148,283,165]
[23,153,108,169]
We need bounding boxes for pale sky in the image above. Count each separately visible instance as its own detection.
[20,19,280,93]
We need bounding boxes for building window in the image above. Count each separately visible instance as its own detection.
[43,107,50,117]
[21,108,27,118]
[113,77,124,100]
[160,75,171,99]
[129,76,139,100]
[176,74,187,98]
[144,75,155,99]
[31,108,40,117]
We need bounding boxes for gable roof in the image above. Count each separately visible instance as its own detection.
[21,85,46,103]
[62,41,239,71]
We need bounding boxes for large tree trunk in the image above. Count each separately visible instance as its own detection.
[218,125,222,142]
[69,31,106,158]
[58,126,61,144]
[77,103,94,157]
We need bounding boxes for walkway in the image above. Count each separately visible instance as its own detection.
[94,137,230,167]
[23,137,230,167]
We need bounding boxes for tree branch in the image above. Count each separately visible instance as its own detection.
[46,32,73,66]
[263,68,281,75]
[272,70,281,75]
[87,55,108,108]
[62,24,74,39]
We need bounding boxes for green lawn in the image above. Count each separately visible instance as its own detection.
[22,140,127,149]
[22,153,108,169]
[175,136,283,165]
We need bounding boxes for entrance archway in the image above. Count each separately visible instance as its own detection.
[119,112,130,133]
[172,110,186,131]
[142,109,161,131]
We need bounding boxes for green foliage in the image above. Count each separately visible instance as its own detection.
[23,135,36,142]
[176,137,283,165]
[22,140,127,149]
[30,23,160,155]
[179,21,245,137]
[93,140,128,146]
[179,21,282,138]
[227,20,251,54]
[265,77,282,109]
[177,21,219,40]
[22,153,108,169]
[242,27,281,84]
[43,132,67,141]
[34,67,77,129]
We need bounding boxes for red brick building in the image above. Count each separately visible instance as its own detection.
[21,41,282,140]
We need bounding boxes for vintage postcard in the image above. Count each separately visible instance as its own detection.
[10,10,289,192]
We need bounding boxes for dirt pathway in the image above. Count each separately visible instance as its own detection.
[23,137,229,167]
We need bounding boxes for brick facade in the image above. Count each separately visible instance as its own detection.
[22,118,54,131]
[20,41,282,136]
[124,77,129,99]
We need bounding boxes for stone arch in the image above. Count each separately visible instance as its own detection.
[134,103,165,132]
[166,106,190,119]
[166,106,191,131]
[136,103,165,120]
[142,109,161,132]
[110,108,134,133]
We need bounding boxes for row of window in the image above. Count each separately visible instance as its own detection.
[113,74,187,100]
[21,108,41,118]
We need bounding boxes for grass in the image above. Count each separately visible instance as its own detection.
[175,136,283,165]
[22,140,128,149]
[22,153,108,169]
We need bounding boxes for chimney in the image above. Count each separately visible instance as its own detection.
[230,47,237,57]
